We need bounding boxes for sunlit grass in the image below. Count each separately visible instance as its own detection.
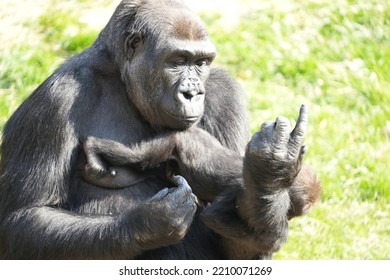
[0,0,389,259]
[204,0,390,259]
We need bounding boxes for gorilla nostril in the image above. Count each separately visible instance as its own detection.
[183,92,193,100]
[179,90,202,103]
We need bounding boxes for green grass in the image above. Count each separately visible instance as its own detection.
[1,0,389,259]
[0,0,100,128]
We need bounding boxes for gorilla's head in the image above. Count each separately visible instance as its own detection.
[104,0,216,130]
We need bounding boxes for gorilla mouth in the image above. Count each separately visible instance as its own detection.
[182,116,199,122]
[167,112,201,130]
[166,111,200,125]
[177,114,200,123]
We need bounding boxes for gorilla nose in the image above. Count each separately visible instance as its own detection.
[180,91,203,104]
[178,77,204,103]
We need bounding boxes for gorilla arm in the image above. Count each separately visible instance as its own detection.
[201,105,321,259]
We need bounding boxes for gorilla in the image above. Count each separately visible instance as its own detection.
[81,127,320,219]
[0,0,321,259]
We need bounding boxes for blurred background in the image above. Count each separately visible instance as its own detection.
[0,0,389,259]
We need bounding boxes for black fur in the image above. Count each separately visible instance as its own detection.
[0,0,320,259]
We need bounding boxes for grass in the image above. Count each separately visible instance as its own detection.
[1,0,389,259]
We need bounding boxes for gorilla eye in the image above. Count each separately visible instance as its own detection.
[195,59,208,67]
[172,58,187,67]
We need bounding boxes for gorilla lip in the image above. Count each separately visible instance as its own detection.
[182,116,199,122]
[166,111,200,123]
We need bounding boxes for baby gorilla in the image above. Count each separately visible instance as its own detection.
[82,123,320,218]
[82,127,243,202]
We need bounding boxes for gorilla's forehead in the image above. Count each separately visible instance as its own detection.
[157,38,217,58]
[169,14,209,41]
[137,0,208,41]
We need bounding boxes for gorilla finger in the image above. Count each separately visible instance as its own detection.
[274,117,291,138]
[260,121,274,130]
[272,116,290,157]
[182,188,197,206]
[288,105,308,159]
[174,193,196,218]
[192,193,201,207]
[290,105,308,144]
[298,145,308,162]
[83,136,97,151]
[190,201,197,217]
[247,128,272,156]
[172,175,188,188]
[260,121,276,140]
[184,193,196,206]
[174,195,196,223]
[183,200,197,223]
[172,176,192,194]
[171,185,192,206]
[151,187,170,201]
[168,187,176,194]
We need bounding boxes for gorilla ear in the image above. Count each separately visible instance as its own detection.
[125,32,143,59]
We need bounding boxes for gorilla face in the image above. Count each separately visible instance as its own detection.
[157,39,216,130]
[122,10,216,131]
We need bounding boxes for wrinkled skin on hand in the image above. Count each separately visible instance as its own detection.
[246,105,309,188]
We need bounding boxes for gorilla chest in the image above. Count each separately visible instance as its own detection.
[68,167,172,215]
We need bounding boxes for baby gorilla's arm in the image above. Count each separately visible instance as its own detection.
[82,134,176,188]
[81,128,244,203]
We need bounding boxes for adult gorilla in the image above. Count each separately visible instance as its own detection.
[0,0,320,259]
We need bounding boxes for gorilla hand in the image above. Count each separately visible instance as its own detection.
[245,105,308,188]
[83,137,112,179]
[232,106,309,258]
[120,176,197,251]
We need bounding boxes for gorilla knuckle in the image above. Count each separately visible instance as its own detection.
[247,132,271,154]
[85,136,98,147]
[275,116,290,131]
[271,151,287,161]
